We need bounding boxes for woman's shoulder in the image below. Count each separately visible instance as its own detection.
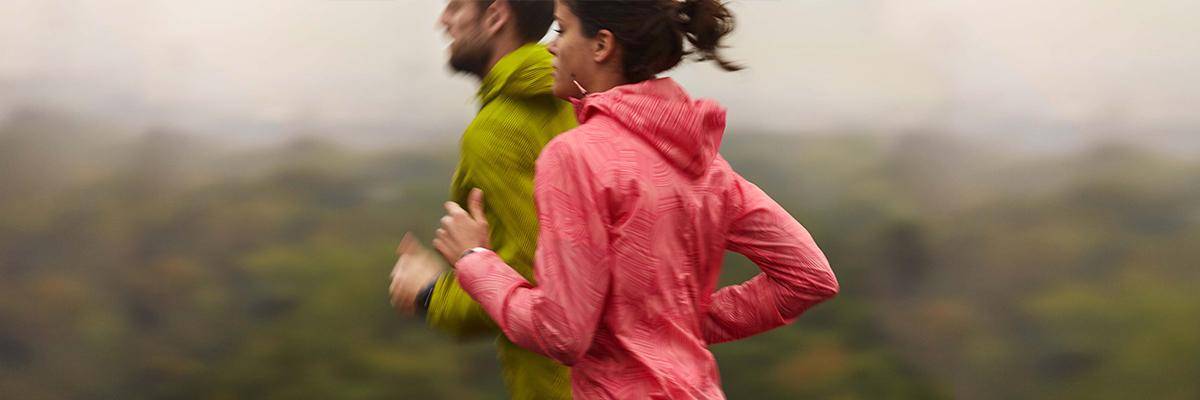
[541,120,624,160]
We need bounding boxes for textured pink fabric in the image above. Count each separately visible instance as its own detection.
[455,78,839,399]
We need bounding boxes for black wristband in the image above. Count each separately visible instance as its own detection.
[415,278,438,318]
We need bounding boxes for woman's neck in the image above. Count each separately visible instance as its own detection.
[581,70,632,95]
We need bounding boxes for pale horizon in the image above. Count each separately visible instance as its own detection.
[1,0,1197,146]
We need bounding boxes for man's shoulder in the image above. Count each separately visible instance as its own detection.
[467,96,574,148]
[480,90,570,117]
[472,97,563,131]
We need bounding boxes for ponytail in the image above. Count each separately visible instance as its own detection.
[676,0,741,72]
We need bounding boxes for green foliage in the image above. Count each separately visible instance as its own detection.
[1,114,1196,399]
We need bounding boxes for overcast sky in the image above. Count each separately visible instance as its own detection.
[1,0,1197,144]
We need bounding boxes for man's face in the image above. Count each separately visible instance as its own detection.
[439,0,493,77]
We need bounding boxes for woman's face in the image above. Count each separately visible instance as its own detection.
[548,0,593,99]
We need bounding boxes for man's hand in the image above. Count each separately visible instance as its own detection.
[389,233,445,316]
[433,188,490,265]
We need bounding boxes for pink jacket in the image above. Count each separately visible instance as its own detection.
[455,78,839,399]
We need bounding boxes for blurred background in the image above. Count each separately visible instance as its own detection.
[1,0,1198,399]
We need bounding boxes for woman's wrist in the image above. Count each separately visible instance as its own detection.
[458,247,491,262]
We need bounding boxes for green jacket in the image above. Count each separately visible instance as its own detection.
[428,43,576,399]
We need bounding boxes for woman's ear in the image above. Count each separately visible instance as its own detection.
[593,29,617,64]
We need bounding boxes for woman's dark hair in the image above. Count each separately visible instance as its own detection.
[563,0,741,83]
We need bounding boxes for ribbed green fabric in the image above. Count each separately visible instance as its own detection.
[426,43,576,400]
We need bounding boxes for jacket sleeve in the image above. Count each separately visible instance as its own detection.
[455,141,611,366]
[703,174,840,344]
[424,272,498,340]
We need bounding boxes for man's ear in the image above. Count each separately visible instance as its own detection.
[483,0,511,36]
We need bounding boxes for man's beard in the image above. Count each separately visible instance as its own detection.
[448,41,494,78]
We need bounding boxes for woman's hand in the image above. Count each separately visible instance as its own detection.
[433,188,490,265]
